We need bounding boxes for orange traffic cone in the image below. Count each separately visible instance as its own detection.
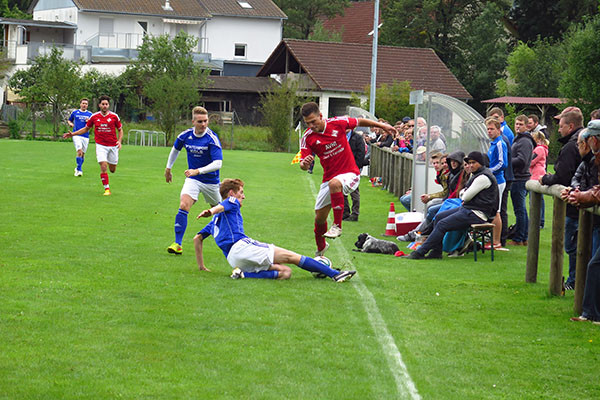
[384,202,397,236]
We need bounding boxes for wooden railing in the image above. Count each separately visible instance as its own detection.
[526,180,600,314]
[368,145,413,198]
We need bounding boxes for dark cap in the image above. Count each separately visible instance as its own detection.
[464,151,486,166]
[402,116,411,123]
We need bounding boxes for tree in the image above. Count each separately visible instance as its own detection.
[363,81,413,123]
[259,79,307,152]
[1,0,30,18]
[274,0,350,39]
[9,47,82,136]
[128,32,209,144]
[497,38,564,97]
[559,14,600,116]
[507,0,598,43]
[308,21,343,42]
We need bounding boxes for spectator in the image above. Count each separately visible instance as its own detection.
[343,129,367,222]
[376,128,394,148]
[591,108,600,121]
[485,117,508,250]
[540,108,584,291]
[399,152,445,212]
[567,121,600,323]
[530,131,549,228]
[430,125,446,153]
[488,107,514,145]
[509,115,536,245]
[402,151,499,259]
[527,114,549,139]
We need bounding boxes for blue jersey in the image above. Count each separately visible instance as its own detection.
[173,127,222,184]
[487,136,507,185]
[501,121,514,145]
[199,197,247,257]
[69,109,92,138]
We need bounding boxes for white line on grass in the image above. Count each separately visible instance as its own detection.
[304,175,421,400]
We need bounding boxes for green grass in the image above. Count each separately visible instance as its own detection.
[0,140,598,399]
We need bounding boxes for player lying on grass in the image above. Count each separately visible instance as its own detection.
[193,178,356,282]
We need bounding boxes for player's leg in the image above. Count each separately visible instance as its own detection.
[324,173,360,238]
[200,182,222,207]
[96,144,111,194]
[273,246,340,278]
[73,137,86,176]
[228,239,282,279]
[314,181,331,255]
[168,193,195,254]
[108,146,118,173]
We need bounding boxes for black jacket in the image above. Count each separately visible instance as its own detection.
[512,132,536,180]
[348,130,367,169]
[541,127,583,219]
[463,167,499,221]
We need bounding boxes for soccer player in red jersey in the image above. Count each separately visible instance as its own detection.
[298,102,396,256]
[63,95,124,196]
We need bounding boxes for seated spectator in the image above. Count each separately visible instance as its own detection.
[402,151,499,259]
[530,131,549,228]
[430,125,446,153]
[399,152,446,212]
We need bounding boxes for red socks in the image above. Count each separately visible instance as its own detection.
[330,191,344,227]
[100,173,109,189]
[314,222,327,251]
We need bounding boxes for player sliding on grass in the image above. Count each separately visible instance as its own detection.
[165,106,223,255]
[299,102,396,256]
[63,95,123,196]
[194,178,356,282]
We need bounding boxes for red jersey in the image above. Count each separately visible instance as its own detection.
[87,111,122,146]
[300,117,359,182]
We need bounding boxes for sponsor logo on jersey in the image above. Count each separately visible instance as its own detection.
[332,130,339,137]
[316,140,321,144]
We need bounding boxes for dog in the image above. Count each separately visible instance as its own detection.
[354,233,399,254]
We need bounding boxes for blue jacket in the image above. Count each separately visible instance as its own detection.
[487,136,507,185]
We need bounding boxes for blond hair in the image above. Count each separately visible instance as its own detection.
[192,106,208,117]
[531,131,549,146]
[485,117,501,130]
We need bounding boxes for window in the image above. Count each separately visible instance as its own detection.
[137,21,148,36]
[238,1,253,9]
[234,43,246,58]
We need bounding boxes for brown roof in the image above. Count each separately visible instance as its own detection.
[69,0,211,19]
[482,96,567,105]
[205,76,278,93]
[321,1,379,44]
[201,0,286,19]
[258,39,472,100]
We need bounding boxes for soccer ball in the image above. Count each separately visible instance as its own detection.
[312,256,333,279]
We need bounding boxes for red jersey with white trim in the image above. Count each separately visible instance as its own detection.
[86,111,122,146]
[300,116,359,182]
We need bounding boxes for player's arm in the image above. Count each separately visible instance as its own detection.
[165,147,181,183]
[63,125,90,139]
[116,125,124,150]
[299,154,314,171]
[357,118,396,135]
[193,233,210,272]
[185,160,223,177]
[197,204,225,219]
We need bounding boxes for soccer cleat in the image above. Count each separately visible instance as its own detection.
[315,242,330,257]
[230,268,245,279]
[323,224,342,239]
[167,242,182,255]
[74,168,80,177]
[103,188,111,196]
[333,270,356,282]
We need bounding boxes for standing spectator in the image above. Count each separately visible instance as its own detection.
[567,121,600,323]
[527,114,549,139]
[343,129,367,222]
[63,95,123,196]
[530,131,549,228]
[509,115,536,245]
[488,107,514,145]
[540,109,584,291]
[485,117,508,250]
[67,98,92,177]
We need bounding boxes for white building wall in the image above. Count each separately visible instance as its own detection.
[33,7,78,24]
[204,16,281,63]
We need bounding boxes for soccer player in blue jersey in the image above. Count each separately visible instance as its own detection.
[165,106,223,255]
[67,98,93,177]
[194,179,356,282]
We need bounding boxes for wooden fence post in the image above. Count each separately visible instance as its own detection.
[549,197,566,296]
[526,191,542,283]
[574,209,594,314]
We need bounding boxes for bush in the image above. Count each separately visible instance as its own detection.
[8,120,20,139]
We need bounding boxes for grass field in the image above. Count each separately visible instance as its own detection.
[1,140,599,399]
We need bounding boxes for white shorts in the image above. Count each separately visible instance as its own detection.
[73,136,89,153]
[226,238,275,273]
[180,178,222,205]
[96,144,119,165]
[315,172,360,210]
[497,182,506,213]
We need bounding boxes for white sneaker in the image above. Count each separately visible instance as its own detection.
[74,168,80,176]
[323,224,342,239]
[230,268,245,279]
[315,242,330,257]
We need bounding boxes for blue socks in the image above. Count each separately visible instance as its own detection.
[76,156,84,171]
[244,270,279,279]
[174,209,188,245]
[299,256,338,278]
